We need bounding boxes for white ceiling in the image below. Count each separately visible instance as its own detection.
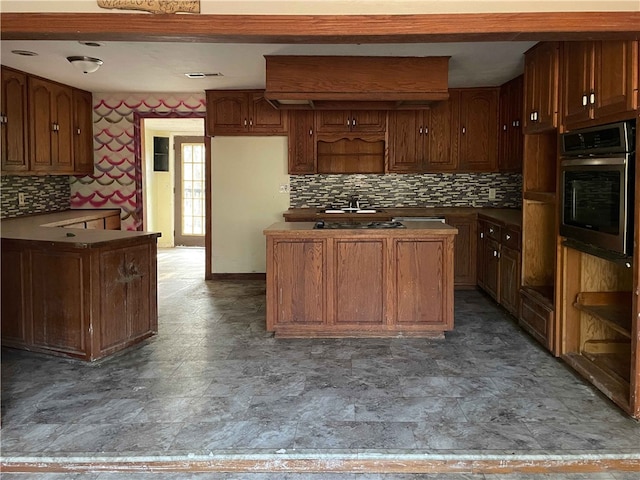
[0,40,537,93]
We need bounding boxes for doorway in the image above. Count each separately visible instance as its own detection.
[174,136,205,247]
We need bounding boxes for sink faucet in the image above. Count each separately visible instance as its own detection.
[348,195,360,209]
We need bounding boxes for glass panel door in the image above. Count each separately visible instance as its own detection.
[175,136,205,246]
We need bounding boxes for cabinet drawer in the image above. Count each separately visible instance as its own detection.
[520,289,554,350]
[104,214,121,230]
[84,218,105,230]
[484,220,501,241]
[503,227,521,251]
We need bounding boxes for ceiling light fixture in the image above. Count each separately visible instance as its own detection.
[184,72,224,79]
[67,56,103,74]
[11,50,38,56]
[78,41,104,47]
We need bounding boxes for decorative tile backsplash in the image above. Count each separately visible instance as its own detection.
[290,173,523,208]
[1,176,71,219]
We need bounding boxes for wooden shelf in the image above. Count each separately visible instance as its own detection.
[523,191,556,203]
[521,285,554,308]
[563,352,630,414]
[573,291,632,339]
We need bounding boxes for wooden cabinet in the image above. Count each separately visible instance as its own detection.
[1,233,158,361]
[1,67,29,173]
[29,76,74,173]
[484,237,501,301]
[316,110,386,136]
[205,90,287,135]
[500,226,521,317]
[445,214,477,287]
[498,75,523,172]
[457,88,499,171]
[267,239,326,329]
[72,88,94,175]
[523,42,560,134]
[562,40,638,130]
[265,226,456,337]
[387,110,424,172]
[287,110,316,174]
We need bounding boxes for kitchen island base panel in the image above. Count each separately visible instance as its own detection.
[265,221,457,338]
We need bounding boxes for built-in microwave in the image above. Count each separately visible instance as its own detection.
[560,121,635,259]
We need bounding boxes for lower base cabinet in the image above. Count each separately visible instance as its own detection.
[520,287,554,350]
[1,235,158,361]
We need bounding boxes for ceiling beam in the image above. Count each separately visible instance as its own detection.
[2,12,640,43]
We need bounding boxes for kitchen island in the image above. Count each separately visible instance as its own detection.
[1,210,160,361]
[264,221,457,337]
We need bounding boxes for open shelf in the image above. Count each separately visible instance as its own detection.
[521,285,554,308]
[573,291,632,338]
[523,191,556,203]
[563,352,630,413]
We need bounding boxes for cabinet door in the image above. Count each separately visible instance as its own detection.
[1,67,29,173]
[272,240,325,325]
[387,110,423,172]
[446,215,477,287]
[1,245,29,345]
[288,110,316,174]
[562,41,594,129]
[29,77,55,172]
[250,94,287,134]
[316,111,351,134]
[334,239,384,325]
[125,244,154,338]
[500,245,521,317]
[476,221,486,288]
[498,75,524,172]
[31,250,87,355]
[484,238,501,302]
[394,239,447,325]
[458,89,498,171]
[523,49,538,133]
[427,97,457,171]
[72,89,94,175]
[53,83,74,172]
[205,91,249,135]
[593,40,639,120]
[351,111,386,133]
[534,42,560,132]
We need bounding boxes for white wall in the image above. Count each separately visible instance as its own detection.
[211,137,289,273]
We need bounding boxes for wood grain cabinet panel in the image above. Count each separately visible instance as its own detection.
[72,88,94,175]
[206,90,287,135]
[387,110,423,172]
[523,42,559,134]
[500,245,521,317]
[458,88,498,171]
[316,110,386,135]
[445,215,477,287]
[287,110,316,174]
[1,245,29,346]
[498,75,523,172]
[270,240,325,326]
[427,96,458,171]
[562,40,638,130]
[1,67,29,173]
[334,240,384,324]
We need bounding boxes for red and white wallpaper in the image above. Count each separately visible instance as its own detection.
[70,93,206,231]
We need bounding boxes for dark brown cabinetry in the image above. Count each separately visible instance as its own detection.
[72,88,94,175]
[445,214,477,287]
[205,90,287,135]
[316,110,386,136]
[500,226,522,317]
[29,77,74,173]
[498,75,524,172]
[1,67,29,173]
[287,110,316,174]
[523,42,560,134]
[562,40,638,130]
[457,88,499,171]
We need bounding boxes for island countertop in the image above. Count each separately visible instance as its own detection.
[264,221,458,236]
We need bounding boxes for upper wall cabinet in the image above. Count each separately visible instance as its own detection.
[315,110,386,137]
[1,66,94,176]
[288,110,316,174]
[562,40,638,131]
[457,88,499,172]
[498,75,524,172]
[523,42,560,134]
[205,90,288,136]
[1,67,29,173]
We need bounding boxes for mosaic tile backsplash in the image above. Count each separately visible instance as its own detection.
[1,176,71,219]
[289,173,523,209]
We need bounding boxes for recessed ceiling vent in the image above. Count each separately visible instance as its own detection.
[264,55,450,110]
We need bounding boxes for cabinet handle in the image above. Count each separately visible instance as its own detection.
[489,227,494,234]
[582,94,588,106]
[589,92,595,105]
[249,118,253,127]
[244,119,248,127]
[480,232,484,239]
[462,126,466,134]
[503,124,507,131]
[346,119,351,126]
[77,128,81,135]
[515,120,520,127]
[352,118,356,127]
[309,128,313,136]
[0,114,6,124]
[493,250,498,257]
[419,126,423,134]
[505,234,511,240]
[424,127,428,134]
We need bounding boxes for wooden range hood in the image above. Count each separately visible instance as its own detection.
[264,55,450,110]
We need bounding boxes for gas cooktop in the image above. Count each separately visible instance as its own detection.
[313,221,406,230]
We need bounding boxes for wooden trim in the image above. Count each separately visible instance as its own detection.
[4,454,640,474]
[204,135,212,280]
[210,273,266,280]
[2,13,640,42]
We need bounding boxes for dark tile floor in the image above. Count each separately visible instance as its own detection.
[2,247,639,479]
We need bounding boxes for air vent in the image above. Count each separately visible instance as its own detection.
[185,72,224,79]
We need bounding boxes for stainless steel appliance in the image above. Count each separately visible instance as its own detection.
[560,121,635,258]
